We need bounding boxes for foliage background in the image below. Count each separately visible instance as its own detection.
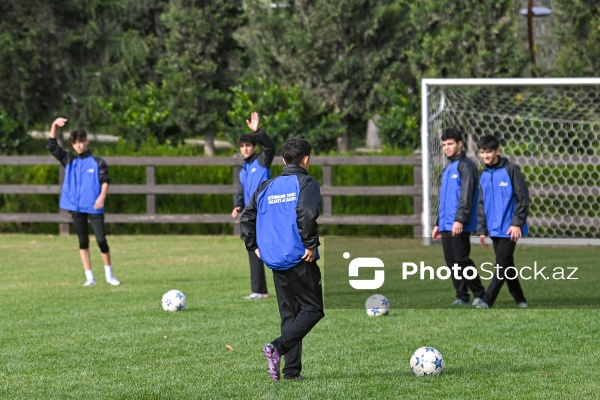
[1,0,598,155]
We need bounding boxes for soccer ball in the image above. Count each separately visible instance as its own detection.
[410,346,445,377]
[161,289,187,312]
[365,294,390,317]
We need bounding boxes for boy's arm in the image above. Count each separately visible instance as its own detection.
[507,163,530,226]
[94,157,110,210]
[477,181,489,247]
[296,176,322,250]
[96,156,110,185]
[256,129,276,169]
[46,118,71,166]
[240,202,258,251]
[94,182,109,210]
[455,159,478,224]
[239,190,259,251]
[233,184,244,212]
[246,112,276,168]
[476,180,488,236]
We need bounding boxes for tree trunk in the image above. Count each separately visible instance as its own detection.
[204,125,216,157]
[337,131,349,152]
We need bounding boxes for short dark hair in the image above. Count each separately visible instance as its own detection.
[477,135,500,150]
[238,134,257,147]
[441,128,463,144]
[282,138,311,166]
[69,128,88,143]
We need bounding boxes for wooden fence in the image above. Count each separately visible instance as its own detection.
[0,154,423,236]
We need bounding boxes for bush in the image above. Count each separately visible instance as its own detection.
[0,112,29,155]
[226,76,344,154]
[371,80,420,150]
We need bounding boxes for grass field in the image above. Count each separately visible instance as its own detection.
[1,234,598,399]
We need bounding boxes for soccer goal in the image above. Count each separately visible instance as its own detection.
[421,78,600,245]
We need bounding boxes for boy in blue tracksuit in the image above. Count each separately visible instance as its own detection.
[46,117,119,287]
[231,112,276,299]
[240,138,324,382]
[476,135,529,309]
[432,128,486,306]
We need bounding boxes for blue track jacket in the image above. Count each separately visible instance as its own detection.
[437,152,479,232]
[239,164,321,271]
[46,138,110,214]
[234,129,276,208]
[477,157,529,238]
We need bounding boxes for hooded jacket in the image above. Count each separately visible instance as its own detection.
[437,151,479,232]
[46,138,109,214]
[234,129,276,209]
[239,164,321,271]
[477,156,529,238]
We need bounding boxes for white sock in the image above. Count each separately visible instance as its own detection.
[85,270,95,282]
[104,265,114,280]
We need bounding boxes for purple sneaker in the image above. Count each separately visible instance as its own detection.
[263,344,281,381]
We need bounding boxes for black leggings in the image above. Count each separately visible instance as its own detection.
[71,212,110,253]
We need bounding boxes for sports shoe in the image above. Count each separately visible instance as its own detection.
[517,302,529,308]
[472,297,484,306]
[451,299,469,305]
[284,374,305,381]
[476,302,490,309]
[245,293,269,300]
[83,280,96,287]
[263,344,281,381]
[106,277,121,286]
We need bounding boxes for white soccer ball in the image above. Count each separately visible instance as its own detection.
[365,294,390,317]
[161,289,187,312]
[410,346,445,377]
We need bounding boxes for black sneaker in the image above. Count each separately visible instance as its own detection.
[284,374,304,381]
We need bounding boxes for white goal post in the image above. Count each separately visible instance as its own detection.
[421,78,600,245]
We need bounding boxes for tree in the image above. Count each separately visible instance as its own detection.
[0,0,161,142]
[98,82,181,147]
[550,0,600,77]
[405,0,529,80]
[158,0,245,156]
[238,0,415,149]
[371,78,419,150]
[227,76,344,153]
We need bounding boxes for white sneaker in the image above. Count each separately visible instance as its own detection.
[106,277,121,286]
[83,280,96,287]
[245,293,269,300]
[472,297,484,306]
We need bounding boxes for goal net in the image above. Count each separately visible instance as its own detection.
[421,78,600,244]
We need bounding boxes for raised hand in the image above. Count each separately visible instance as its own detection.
[52,117,68,127]
[246,112,259,132]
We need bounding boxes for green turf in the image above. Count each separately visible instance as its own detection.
[0,234,598,399]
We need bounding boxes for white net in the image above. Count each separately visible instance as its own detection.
[423,79,600,239]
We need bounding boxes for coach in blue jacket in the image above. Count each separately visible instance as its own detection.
[240,138,324,382]
[432,128,486,306]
